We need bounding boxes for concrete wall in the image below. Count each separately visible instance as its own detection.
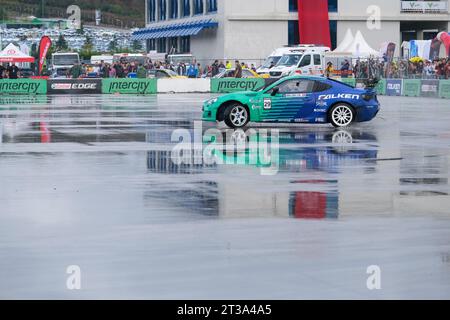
[157,78,211,93]
[337,0,401,18]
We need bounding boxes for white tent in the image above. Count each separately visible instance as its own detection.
[334,29,354,53]
[0,43,35,63]
[333,30,381,58]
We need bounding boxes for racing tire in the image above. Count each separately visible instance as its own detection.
[223,103,250,129]
[329,104,355,128]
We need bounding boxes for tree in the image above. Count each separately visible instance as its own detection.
[55,34,68,51]
[0,7,9,22]
[132,40,143,52]
[81,34,94,52]
[108,35,118,53]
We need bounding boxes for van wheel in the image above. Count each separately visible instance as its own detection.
[330,104,354,127]
[224,104,249,129]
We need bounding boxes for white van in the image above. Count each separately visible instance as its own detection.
[268,45,331,78]
[91,55,113,65]
[256,46,302,76]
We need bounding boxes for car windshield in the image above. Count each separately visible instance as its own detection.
[261,56,281,68]
[277,54,303,67]
[53,55,79,66]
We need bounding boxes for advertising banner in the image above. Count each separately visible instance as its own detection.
[338,78,356,87]
[402,79,421,97]
[102,78,157,94]
[420,79,440,98]
[0,79,47,95]
[211,78,265,93]
[47,79,102,94]
[385,79,403,96]
[439,80,450,99]
[38,36,52,75]
[375,79,386,95]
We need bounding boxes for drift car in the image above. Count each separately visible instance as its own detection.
[202,76,380,128]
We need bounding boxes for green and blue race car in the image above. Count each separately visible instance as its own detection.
[202,75,380,128]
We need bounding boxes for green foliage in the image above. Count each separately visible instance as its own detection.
[55,34,68,51]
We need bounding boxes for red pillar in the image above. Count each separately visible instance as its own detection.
[297,0,331,48]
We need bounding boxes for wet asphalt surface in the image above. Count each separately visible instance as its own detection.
[0,94,450,299]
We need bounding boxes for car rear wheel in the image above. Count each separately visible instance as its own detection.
[224,104,249,129]
[330,104,354,128]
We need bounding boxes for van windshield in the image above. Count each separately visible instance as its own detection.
[261,56,282,68]
[53,54,79,66]
[277,54,303,67]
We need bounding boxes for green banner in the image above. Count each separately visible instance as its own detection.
[0,79,47,95]
[102,78,157,94]
[402,79,421,97]
[339,78,356,87]
[439,80,450,99]
[375,79,386,95]
[211,78,265,93]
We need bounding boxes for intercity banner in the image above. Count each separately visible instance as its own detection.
[0,79,47,95]
[297,0,331,48]
[211,78,265,93]
[102,78,157,94]
[375,79,386,95]
[439,80,450,99]
[420,79,440,98]
[402,79,421,97]
[38,36,52,75]
[47,79,102,94]
[385,79,403,96]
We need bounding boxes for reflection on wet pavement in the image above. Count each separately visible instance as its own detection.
[1,94,450,299]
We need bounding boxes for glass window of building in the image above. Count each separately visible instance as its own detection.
[288,20,300,46]
[194,0,204,15]
[289,0,298,12]
[169,0,178,19]
[148,0,156,22]
[157,38,166,52]
[147,39,156,51]
[328,0,338,12]
[180,36,190,53]
[182,0,191,17]
[207,0,217,12]
[158,0,167,20]
[289,0,338,13]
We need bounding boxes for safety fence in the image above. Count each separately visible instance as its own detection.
[1,78,450,99]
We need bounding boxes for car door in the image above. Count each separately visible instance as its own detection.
[295,54,312,75]
[259,79,317,123]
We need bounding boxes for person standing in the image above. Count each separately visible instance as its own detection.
[7,63,20,79]
[0,64,5,79]
[69,63,82,79]
[137,64,147,78]
[234,60,242,78]
[211,60,220,77]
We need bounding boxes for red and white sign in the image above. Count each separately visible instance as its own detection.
[0,43,35,63]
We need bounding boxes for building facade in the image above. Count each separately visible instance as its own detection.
[136,0,450,63]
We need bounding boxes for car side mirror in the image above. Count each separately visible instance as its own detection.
[271,87,280,96]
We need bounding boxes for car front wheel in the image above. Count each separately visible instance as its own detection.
[223,104,250,129]
[330,104,355,128]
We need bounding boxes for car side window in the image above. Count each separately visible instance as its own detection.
[299,55,311,68]
[314,55,321,66]
[277,79,315,94]
[313,81,333,92]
